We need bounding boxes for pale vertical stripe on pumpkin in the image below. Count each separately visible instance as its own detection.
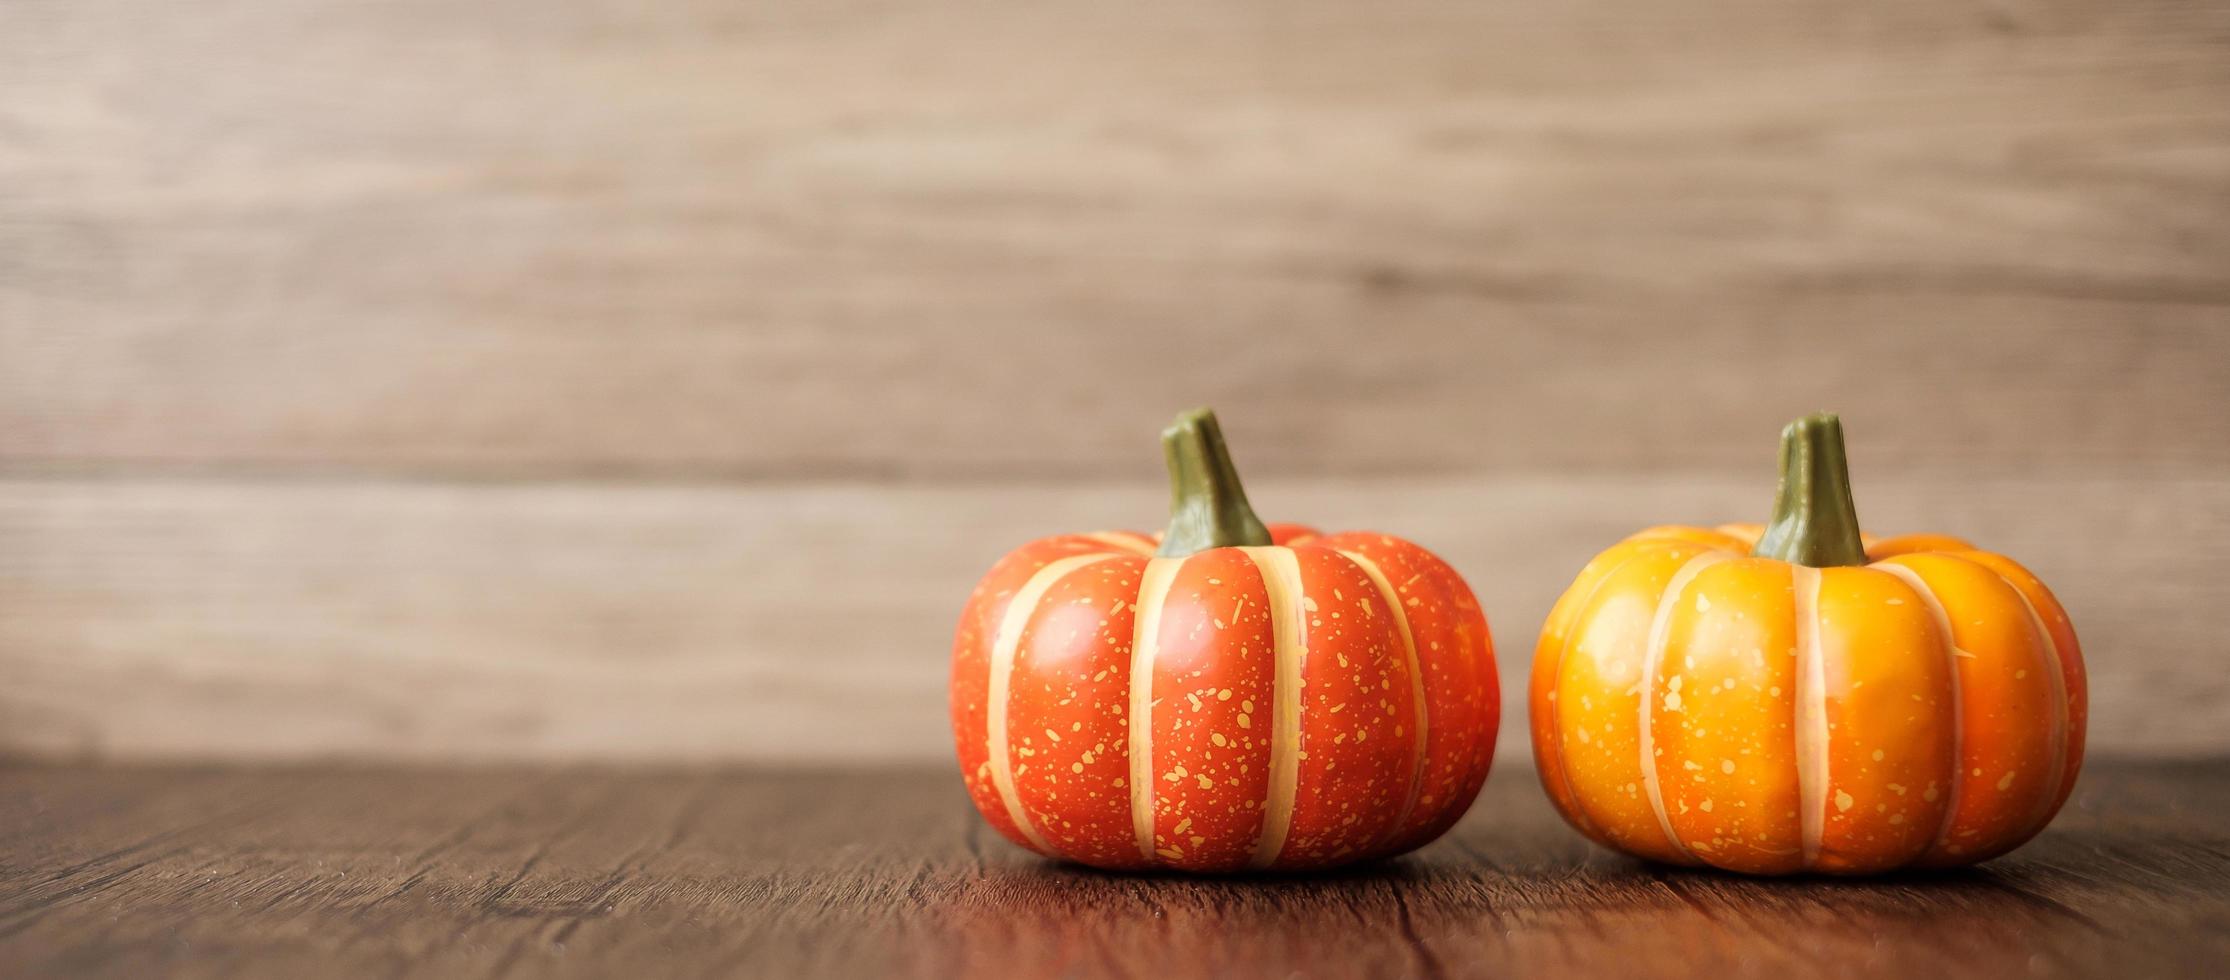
[1793,565,1829,867]
[1875,562,1967,852]
[1084,531,1157,557]
[986,553,1114,855]
[1638,552,1725,863]
[2002,580,2072,842]
[1338,548,1430,848]
[1127,556,1185,862]
[1240,546,1307,869]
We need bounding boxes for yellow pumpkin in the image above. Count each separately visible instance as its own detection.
[1529,414,2086,874]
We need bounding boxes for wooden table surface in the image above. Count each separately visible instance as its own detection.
[5,759,2227,979]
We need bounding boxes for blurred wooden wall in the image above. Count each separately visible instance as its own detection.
[4,0,2227,764]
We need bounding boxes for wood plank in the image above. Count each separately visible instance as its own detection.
[4,0,2227,477]
[4,472,2224,763]
[2,758,2226,978]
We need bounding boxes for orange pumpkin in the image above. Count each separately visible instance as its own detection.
[1530,414,2085,874]
[952,409,1498,871]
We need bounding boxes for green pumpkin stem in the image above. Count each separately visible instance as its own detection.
[1156,408,1273,557]
[1750,413,1870,568]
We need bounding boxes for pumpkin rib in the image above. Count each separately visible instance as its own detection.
[1793,564,1829,868]
[951,536,1124,856]
[1970,559,2072,853]
[1872,560,1968,855]
[1428,546,1500,851]
[1652,558,1807,874]
[1883,552,2063,865]
[986,552,1123,854]
[1126,554,1185,863]
[1334,546,1433,853]
[1004,554,1154,867]
[1238,546,1308,869]
[1956,551,2087,826]
[1142,550,1282,870]
[1328,532,1498,858]
[1638,551,1730,865]
[1806,565,1958,873]
[1440,555,1502,835]
[1533,542,1664,846]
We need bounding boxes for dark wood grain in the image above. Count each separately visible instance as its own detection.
[3,758,2226,978]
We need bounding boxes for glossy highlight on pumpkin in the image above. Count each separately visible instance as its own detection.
[1529,415,2087,875]
[952,410,1499,872]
